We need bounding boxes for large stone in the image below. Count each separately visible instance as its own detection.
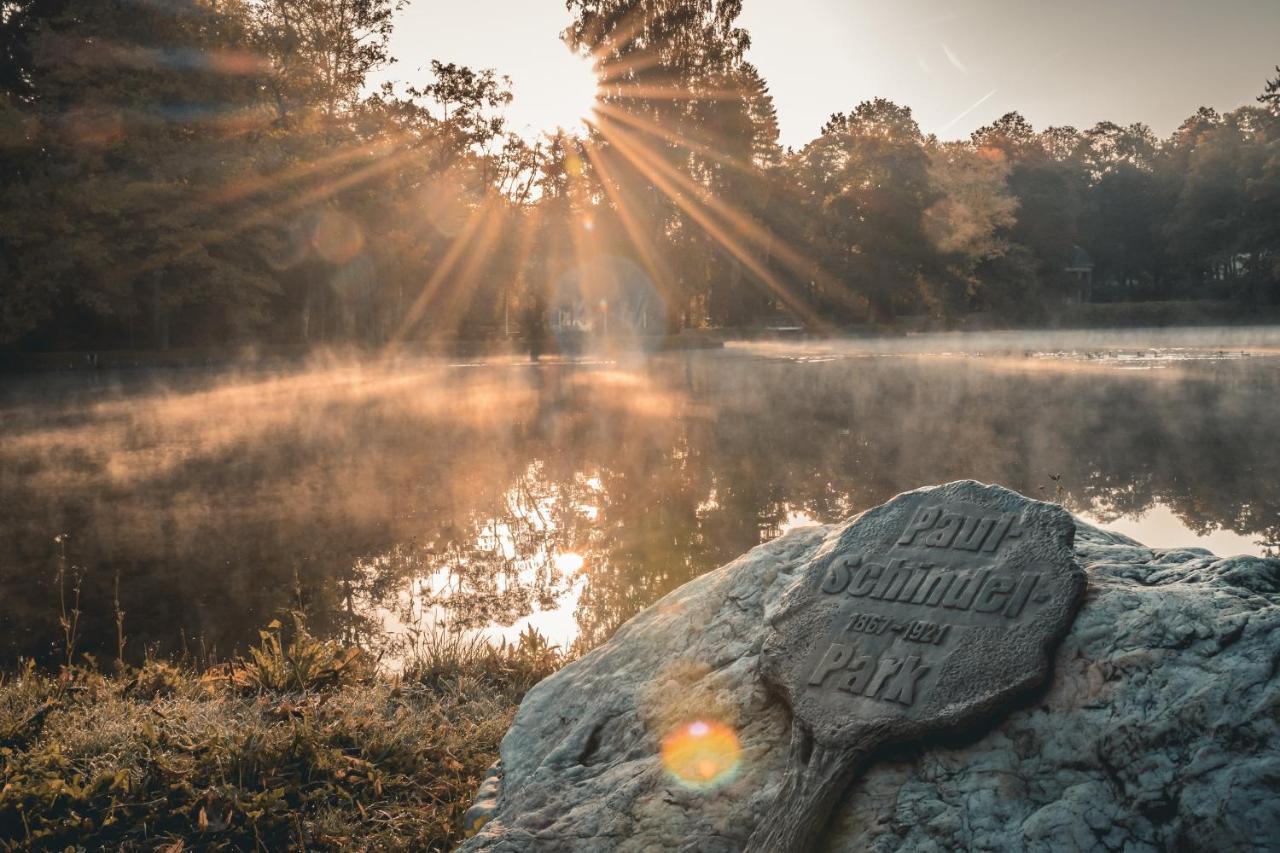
[748,481,1086,852]
[461,482,1280,852]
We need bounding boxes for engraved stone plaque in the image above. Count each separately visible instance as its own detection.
[745,481,1085,852]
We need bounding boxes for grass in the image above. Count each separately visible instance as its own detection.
[0,617,564,851]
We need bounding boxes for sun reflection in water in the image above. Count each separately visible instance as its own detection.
[660,720,742,790]
[352,463,609,667]
[554,552,586,574]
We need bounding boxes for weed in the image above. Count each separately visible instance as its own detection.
[221,613,372,693]
[53,535,81,669]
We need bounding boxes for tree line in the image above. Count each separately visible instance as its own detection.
[2,0,1278,351]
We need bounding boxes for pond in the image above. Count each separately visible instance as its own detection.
[3,328,1278,668]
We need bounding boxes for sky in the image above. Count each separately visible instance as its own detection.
[380,0,1280,147]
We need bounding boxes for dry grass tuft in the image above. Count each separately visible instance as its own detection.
[0,621,563,851]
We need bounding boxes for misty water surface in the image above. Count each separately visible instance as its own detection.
[2,328,1278,667]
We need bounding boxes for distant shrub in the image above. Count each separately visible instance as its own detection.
[1055,300,1280,329]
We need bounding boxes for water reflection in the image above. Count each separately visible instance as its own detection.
[2,332,1278,666]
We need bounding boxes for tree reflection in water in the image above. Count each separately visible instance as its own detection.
[1,339,1277,666]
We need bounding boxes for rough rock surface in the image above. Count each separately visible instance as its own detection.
[461,501,1280,852]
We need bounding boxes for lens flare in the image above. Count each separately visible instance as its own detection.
[660,719,741,789]
[311,209,364,264]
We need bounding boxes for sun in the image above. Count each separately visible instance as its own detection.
[516,42,600,135]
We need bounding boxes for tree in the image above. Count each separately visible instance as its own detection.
[1083,161,1173,298]
[1164,106,1278,302]
[0,0,280,347]
[967,113,1090,306]
[1259,65,1280,113]
[565,0,783,329]
[788,99,939,320]
[970,111,1038,160]
[921,141,1018,316]
[252,0,405,130]
[1080,121,1158,177]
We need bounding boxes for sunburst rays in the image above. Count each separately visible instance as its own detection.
[139,10,838,348]
[397,14,833,343]
[551,15,837,335]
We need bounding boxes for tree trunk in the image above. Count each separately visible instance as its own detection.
[301,285,312,345]
[150,273,170,351]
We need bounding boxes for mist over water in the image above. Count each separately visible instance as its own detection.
[3,328,1278,667]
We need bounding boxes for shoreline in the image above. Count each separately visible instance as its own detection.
[7,299,1280,374]
[8,321,1280,375]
